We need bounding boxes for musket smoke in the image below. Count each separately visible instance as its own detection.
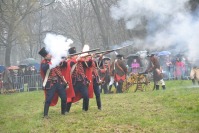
[110,0,199,60]
[44,33,73,69]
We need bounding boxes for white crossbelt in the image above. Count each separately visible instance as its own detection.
[43,69,50,87]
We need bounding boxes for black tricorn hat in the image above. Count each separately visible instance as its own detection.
[38,47,48,57]
[116,54,124,58]
[147,54,155,57]
[103,57,111,61]
[68,47,76,54]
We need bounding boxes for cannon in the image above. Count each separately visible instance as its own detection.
[122,72,152,92]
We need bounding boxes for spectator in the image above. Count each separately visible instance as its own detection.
[175,58,185,80]
[165,56,173,79]
[131,59,140,74]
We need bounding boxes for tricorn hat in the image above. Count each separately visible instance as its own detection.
[38,47,48,57]
[116,54,124,58]
[68,47,76,54]
[147,53,155,57]
[103,57,111,61]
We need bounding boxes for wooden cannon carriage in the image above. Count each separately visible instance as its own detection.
[122,72,153,92]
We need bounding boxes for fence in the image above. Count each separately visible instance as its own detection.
[10,74,43,92]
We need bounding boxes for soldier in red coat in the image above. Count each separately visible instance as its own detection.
[110,54,127,93]
[99,57,111,94]
[61,60,75,104]
[85,55,103,110]
[66,47,93,112]
[39,47,68,118]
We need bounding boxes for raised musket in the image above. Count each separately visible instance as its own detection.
[68,48,100,57]
[94,43,133,56]
[94,49,115,55]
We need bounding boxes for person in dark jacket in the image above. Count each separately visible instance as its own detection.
[145,54,166,90]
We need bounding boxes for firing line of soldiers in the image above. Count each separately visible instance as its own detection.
[38,46,129,118]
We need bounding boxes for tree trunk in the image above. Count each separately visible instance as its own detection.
[80,27,85,48]
[5,46,12,67]
[90,0,109,49]
[79,0,86,48]
[5,26,14,67]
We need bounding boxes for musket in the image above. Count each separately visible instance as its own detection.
[68,48,100,57]
[95,43,133,56]
[95,49,115,55]
[138,71,148,75]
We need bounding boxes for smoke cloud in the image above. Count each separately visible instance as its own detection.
[44,33,73,69]
[110,0,199,60]
[110,40,134,50]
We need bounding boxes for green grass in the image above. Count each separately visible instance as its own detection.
[0,80,199,133]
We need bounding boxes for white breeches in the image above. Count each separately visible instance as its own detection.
[109,76,118,86]
[155,79,165,86]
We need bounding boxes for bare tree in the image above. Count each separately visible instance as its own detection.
[90,0,109,49]
[0,0,39,66]
[50,0,94,49]
[19,0,55,60]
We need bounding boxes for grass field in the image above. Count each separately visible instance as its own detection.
[0,80,199,133]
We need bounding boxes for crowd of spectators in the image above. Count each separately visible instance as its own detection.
[0,65,41,92]
[128,54,192,80]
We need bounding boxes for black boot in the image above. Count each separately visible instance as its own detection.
[162,85,166,90]
[156,85,159,90]
[108,85,112,93]
[44,104,49,118]
[103,84,108,94]
[82,99,85,111]
[192,79,195,85]
[66,102,72,113]
[96,97,101,110]
[61,101,67,115]
[116,84,121,93]
[83,98,89,111]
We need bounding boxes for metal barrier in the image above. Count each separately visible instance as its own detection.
[11,74,43,92]
[11,75,24,92]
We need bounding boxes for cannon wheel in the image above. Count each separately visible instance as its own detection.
[122,74,137,93]
[134,74,153,92]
